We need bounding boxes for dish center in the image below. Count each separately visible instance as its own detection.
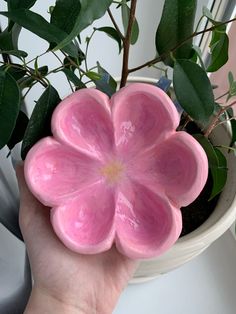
[101,160,124,183]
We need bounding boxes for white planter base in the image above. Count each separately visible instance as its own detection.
[126,77,236,282]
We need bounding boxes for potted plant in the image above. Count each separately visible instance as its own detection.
[0,0,236,303]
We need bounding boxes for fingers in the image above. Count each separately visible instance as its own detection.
[16,165,49,236]
[16,164,67,253]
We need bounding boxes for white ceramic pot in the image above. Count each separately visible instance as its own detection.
[124,77,236,283]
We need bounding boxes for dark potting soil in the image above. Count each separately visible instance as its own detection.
[179,121,220,237]
[180,174,219,237]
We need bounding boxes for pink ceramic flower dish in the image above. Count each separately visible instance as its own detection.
[24,83,208,260]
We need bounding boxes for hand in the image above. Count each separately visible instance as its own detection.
[16,166,138,314]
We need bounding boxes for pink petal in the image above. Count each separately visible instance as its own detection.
[24,137,102,206]
[51,182,115,254]
[52,89,114,160]
[111,83,180,158]
[115,180,182,259]
[130,132,208,207]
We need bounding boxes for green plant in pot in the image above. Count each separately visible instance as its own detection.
[0,0,236,309]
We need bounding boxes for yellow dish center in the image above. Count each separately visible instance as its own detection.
[101,161,123,183]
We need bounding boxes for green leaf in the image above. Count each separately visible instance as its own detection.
[0,29,14,51]
[156,0,197,66]
[230,119,236,147]
[225,108,236,148]
[49,6,54,14]
[227,72,236,99]
[0,49,27,58]
[0,70,21,149]
[228,71,234,86]
[209,148,227,200]
[202,6,213,20]
[207,31,229,72]
[121,4,139,45]
[0,64,26,81]
[202,7,223,26]
[7,0,37,32]
[62,68,86,89]
[50,0,81,35]
[116,0,130,8]
[18,76,34,89]
[193,134,218,167]
[86,71,102,81]
[173,59,215,122]
[18,66,48,89]
[63,49,85,69]
[193,134,227,200]
[230,82,236,97]
[0,9,78,57]
[7,110,29,150]
[7,0,37,10]
[21,85,61,160]
[96,27,122,52]
[93,63,117,97]
[192,44,205,69]
[53,0,113,51]
[0,24,21,51]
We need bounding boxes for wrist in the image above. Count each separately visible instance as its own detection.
[24,286,90,314]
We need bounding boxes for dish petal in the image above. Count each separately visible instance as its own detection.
[52,88,114,160]
[24,137,101,206]
[129,132,208,207]
[111,83,180,159]
[115,180,182,259]
[51,182,116,254]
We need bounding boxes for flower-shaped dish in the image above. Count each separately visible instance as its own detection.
[24,83,208,259]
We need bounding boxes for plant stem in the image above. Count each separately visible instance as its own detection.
[204,100,236,137]
[84,29,96,72]
[25,51,48,65]
[51,51,72,89]
[215,90,229,101]
[194,15,205,33]
[22,82,37,100]
[128,16,236,74]
[181,115,192,130]
[61,52,86,74]
[107,8,125,40]
[215,116,236,127]
[120,0,137,88]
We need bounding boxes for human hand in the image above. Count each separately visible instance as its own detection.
[16,166,138,314]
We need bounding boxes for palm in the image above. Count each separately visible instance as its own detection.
[17,166,137,313]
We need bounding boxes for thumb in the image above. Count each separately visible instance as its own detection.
[16,165,34,206]
[16,164,46,227]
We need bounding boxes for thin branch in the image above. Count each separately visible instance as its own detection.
[51,51,63,65]
[223,100,236,111]
[61,51,86,74]
[215,91,229,101]
[215,116,236,127]
[204,100,236,137]
[120,0,137,88]
[180,115,193,130]
[25,51,48,65]
[129,16,236,74]
[51,51,74,92]
[107,8,125,40]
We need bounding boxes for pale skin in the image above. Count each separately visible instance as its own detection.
[16,166,138,314]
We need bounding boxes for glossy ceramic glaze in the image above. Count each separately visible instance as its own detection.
[24,83,208,259]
